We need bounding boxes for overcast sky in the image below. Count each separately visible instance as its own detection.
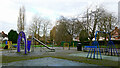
[0,0,119,34]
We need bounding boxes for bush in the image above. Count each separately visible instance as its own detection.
[79,30,89,43]
[8,30,18,43]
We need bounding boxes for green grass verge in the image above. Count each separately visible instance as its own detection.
[12,44,17,45]
[0,44,6,48]
[2,55,45,63]
[0,43,17,48]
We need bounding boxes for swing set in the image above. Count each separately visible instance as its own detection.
[87,31,119,60]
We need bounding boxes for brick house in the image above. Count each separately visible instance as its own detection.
[111,27,120,40]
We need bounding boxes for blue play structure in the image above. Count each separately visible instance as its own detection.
[17,31,55,54]
[85,46,97,48]
[83,46,97,52]
[87,31,119,60]
[17,31,31,54]
[27,40,31,52]
[5,41,7,45]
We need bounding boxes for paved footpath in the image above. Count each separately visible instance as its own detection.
[69,52,120,61]
[2,57,99,66]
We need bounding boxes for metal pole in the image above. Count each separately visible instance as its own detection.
[98,43,102,60]
[97,46,98,59]
[31,32,34,52]
[90,47,93,58]
[111,41,119,56]
[87,47,91,58]
[93,47,95,59]
[68,43,70,50]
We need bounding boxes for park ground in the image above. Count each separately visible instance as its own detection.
[0,47,120,67]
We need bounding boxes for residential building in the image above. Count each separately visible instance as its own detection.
[111,27,120,40]
[0,31,8,44]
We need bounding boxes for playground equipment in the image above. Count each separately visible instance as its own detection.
[83,46,97,52]
[17,31,27,54]
[63,43,70,50]
[32,36,55,52]
[87,31,119,60]
[5,41,12,49]
[17,31,55,54]
[27,40,31,52]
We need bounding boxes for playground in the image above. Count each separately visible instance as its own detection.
[0,31,120,67]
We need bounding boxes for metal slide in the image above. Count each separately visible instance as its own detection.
[33,37,55,52]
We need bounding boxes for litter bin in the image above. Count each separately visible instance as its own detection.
[77,43,82,51]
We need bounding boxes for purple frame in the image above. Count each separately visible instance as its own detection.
[27,40,31,52]
[17,31,27,54]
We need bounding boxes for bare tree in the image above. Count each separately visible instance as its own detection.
[42,19,51,43]
[82,6,117,45]
[98,8,117,44]
[29,16,43,37]
[66,17,83,39]
[28,15,52,44]
[17,6,26,33]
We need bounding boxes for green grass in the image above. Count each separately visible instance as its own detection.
[0,43,17,48]
[0,44,60,48]
[12,43,17,45]
[2,55,45,63]
[100,45,120,48]
[0,43,6,48]
[115,44,120,49]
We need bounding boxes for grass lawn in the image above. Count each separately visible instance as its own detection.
[0,43,6,48]
[2,55,45,63]
[12,43,17,45]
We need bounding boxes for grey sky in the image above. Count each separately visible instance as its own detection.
[0,0,119,34]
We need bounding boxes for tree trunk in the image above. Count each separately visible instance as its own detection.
[90,39,92,46]
[104,33,107,46]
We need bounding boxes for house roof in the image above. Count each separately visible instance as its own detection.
[0,31,8,38]
[111,27,120,35]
